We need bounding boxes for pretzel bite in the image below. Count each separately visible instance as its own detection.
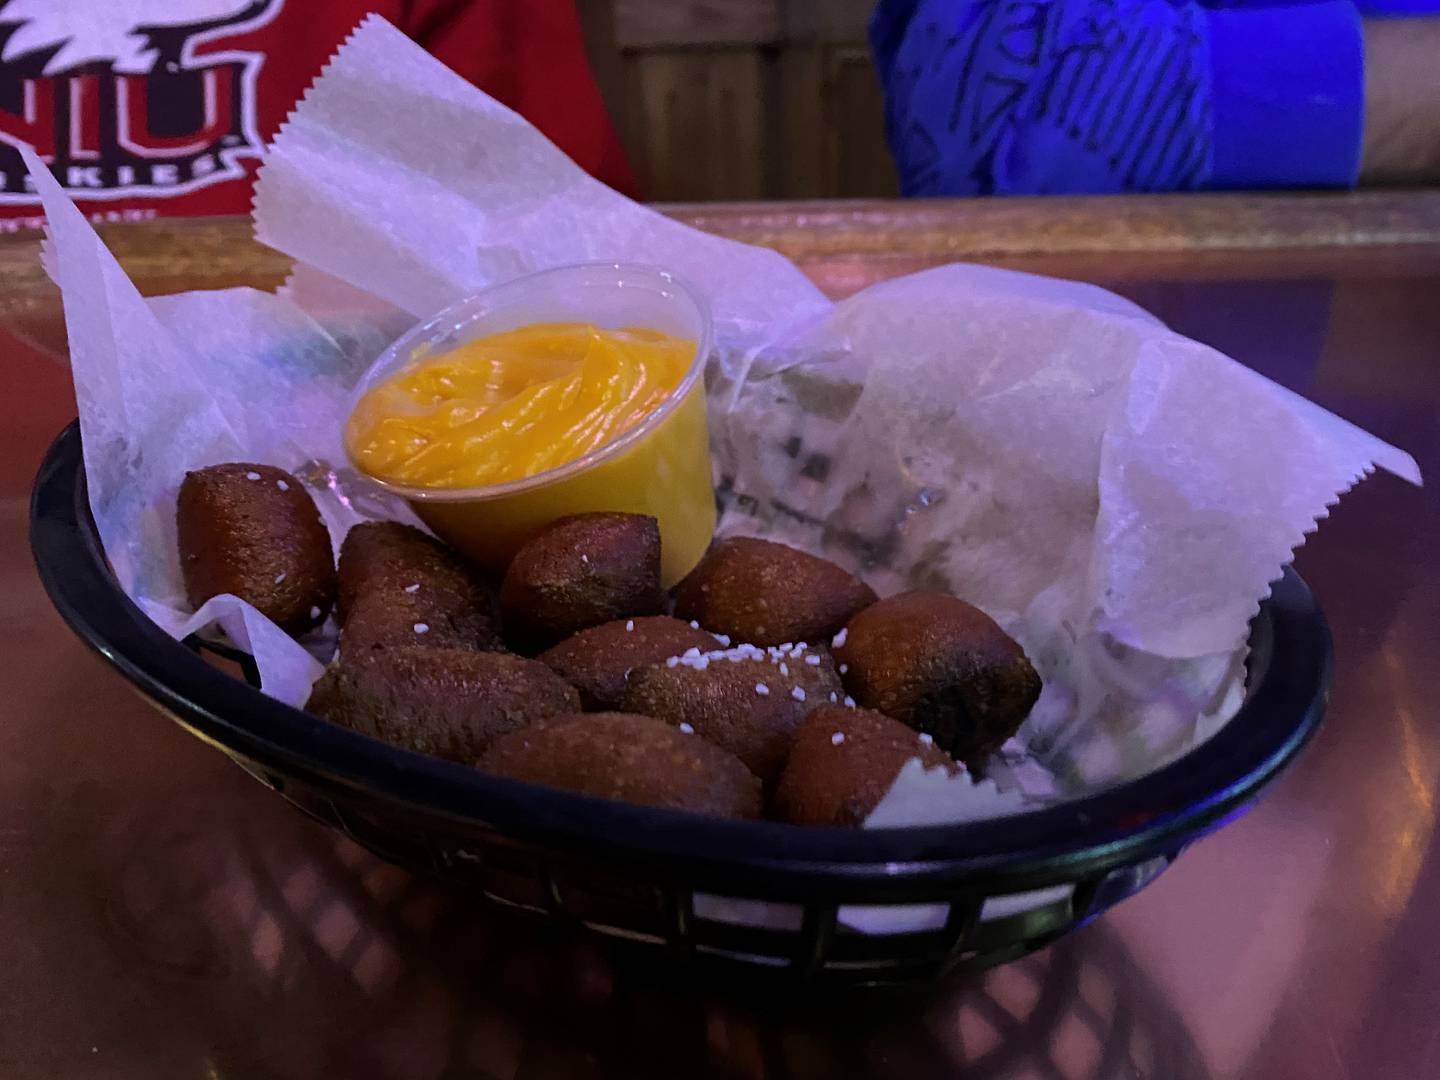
[673,537,876,648]
[833,592,1041,764]
[479,712,762,819]
[538,616,721,710]
[176,462,335,634]
[773,705,960,826]
[500,513,665,650]
[622,642,843,786]
[336,522,500,654]
[306,646,579,761]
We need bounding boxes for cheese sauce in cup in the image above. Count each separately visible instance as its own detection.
[344,265,716,586]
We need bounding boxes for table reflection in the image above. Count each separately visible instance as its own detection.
[59,780,1214,1080]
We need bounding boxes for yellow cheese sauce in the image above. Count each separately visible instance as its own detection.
[347,322,695,489]
[345,319,715,585]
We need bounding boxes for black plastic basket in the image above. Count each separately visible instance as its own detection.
[30,422,1331,985]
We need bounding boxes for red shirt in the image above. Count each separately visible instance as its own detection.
[0,1,635,231]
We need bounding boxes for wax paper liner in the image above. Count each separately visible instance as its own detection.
[251,18,830,345]
[29,15,1420,872]
[25,148,390,701]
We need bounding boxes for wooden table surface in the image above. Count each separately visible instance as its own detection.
[3,189,1440,310]
[2,194,1438,1080]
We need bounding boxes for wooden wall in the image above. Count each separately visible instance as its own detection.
[578,0,898,201]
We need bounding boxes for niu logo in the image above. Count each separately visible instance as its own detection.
[0,0,284,202]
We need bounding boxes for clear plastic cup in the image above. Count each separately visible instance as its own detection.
[344,263,716,586]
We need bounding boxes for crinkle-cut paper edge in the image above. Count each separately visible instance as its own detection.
[38,230,58,284]
[1229,460,1373,640]
[270,264,318,306]
[250,13,390,239]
